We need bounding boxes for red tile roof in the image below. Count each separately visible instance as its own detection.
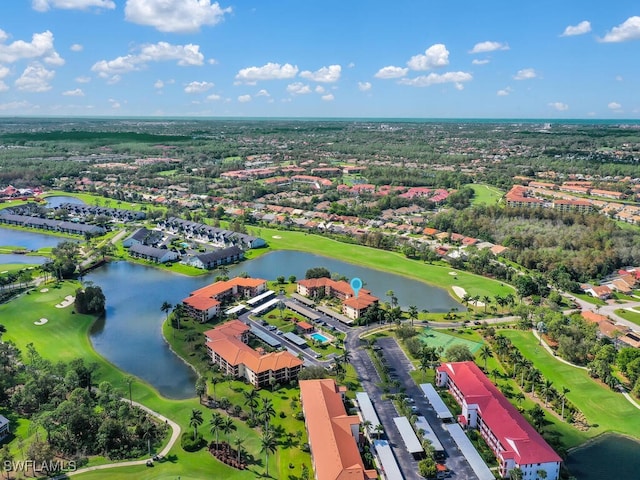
[300,379,377,480]
[438,361,561,466]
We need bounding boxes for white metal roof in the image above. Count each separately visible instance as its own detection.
[445,423,495,480]
[420,383,454,419]
[393,416,424,454]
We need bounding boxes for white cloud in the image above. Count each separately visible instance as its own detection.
[32,0,115,11]
[315,85,325,94]
[514,68,537,80]
[472,59,490,65]
[321,93,334,101]
[0,81,8,92]
[286,82,312,95]
[469,41,509,54]
[125,0,231,34]
[0,31,7,43]
[549,102,569,111]
[154,79,164,89]
[15,63,55,92]
[399,71,472,88]
[184,81,214,93]
[70,44,83,52]
[256,89,270,97]
[235,62,298,84]
[600,16,640,42]
[207,93,221,101]
[91,41,204,78]
[561,20,591,37]
[63,88,84,96]
[374,65,408,79]
[608,101,622,110]
[108,98,120,109]
[0,30,64,66]
[0,101,30,110]
[76,75,91,83]
[0,65,9,79]
[358,81,371,91]
[407,44,449,70]
[238,94,251,103]
[299,64,341,83]
[497,87,512,96]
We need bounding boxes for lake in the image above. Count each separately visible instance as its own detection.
[565,433,640,480]
[44,195,85,208]
[0,227,67,250]
[0,253,48,265]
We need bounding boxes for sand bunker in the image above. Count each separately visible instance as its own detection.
[55,295,75,308]
[272,235,282,239]
[452,286,485,307]
[449,271,457,276]
[40,288,49,293]
[34,318,49,326]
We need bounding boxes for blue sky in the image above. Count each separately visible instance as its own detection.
[0,0,639,118]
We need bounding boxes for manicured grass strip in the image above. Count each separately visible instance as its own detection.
[502,330,640,444]
[0,263,39,274]
[467,183,504,205]
[614,308,640,327]
[420,327,484,353]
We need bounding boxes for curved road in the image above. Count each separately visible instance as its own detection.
[52,399,181,479]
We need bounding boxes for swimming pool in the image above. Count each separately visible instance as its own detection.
[310,332,329,343]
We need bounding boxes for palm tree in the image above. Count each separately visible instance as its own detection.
[209,412,224,447]
[509,467,524,480]
[234,436,244,463]
[479,345,492,370]
[161,301,172,323]
[560,387,570,420]
[0,324,6,343]
[462,293,471,309]
[243,389,259,420]
[211,375,220,403]
[339,348,351,365]
[259,397,276,430]
[374,423,384,439]
[515,392,525,406]
[222,417,237,451]
[408,305,418,326]
[190,409,203,441]
[419,356,430,381]
[124,375,134,405]
[195,376,207,402]
[528,368,541,396]
[386,290,396,308]
[482,295,491,314]
[260,430,278,477]
[362,420,372,438]
[542,379,553,406]
[528,404,546,431]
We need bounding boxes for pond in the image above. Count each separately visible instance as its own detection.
[44,195,85,208]
[0,253,48,265]
[565,433,640,480]
[0,228,66,250]
[226,250,462,312]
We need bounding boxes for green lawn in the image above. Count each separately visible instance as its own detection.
[614,308,640,327]
[1,281,311,479]
[0,263,40,274]
[467,183,504,205]
[502,330,640,445]
[247,226,513,302]
[420,327,484,354]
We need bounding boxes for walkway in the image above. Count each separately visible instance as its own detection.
[51,399,181,479]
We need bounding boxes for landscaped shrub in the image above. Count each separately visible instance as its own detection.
[181,432,205,452]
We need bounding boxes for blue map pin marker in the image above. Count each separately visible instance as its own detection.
[350,277,363,298]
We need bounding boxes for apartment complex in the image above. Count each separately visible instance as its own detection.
[182,277,266,322]
[437,361,561,480]
[296,278,379,320]
[204,320,302,388]
[299,379,377,480]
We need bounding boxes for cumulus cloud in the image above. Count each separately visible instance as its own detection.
[125,0,231,34]
[108,98,120,109]
[63,88,84,96]
[91,41,205,78]
[15,62,55,92]
[235,62,298,84]
[0,30,64,66]
[184,81,214,93]
[299,64,341,83]
[256,89,270,97]
[76,75,91,83]
[0,81,8,92]
[32,0,115,11]
[70,44,83,52]
[238,94,251,103]
[374,65,408,79]
[407,44,449,70]
[321,93,334,101]
[608,101,622,110]
[314,85,325,94]
[600,16,640,42]
[549,102,569,111]
[154,79,164,89]
[469,41,509,53]
[207,93,221,101]
[514,68,537,80]
[0,65,9,79]
[358,81,371,91]
[497,87,512,96]
[561,20,591,37]
[472,59,490,65]
[286,82,312,95]
[399,71,472,88]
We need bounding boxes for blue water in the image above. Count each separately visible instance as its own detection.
[310,333,329,343]
[0,228,66,250]
[44,195,85,208]
[0,253,48,265]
